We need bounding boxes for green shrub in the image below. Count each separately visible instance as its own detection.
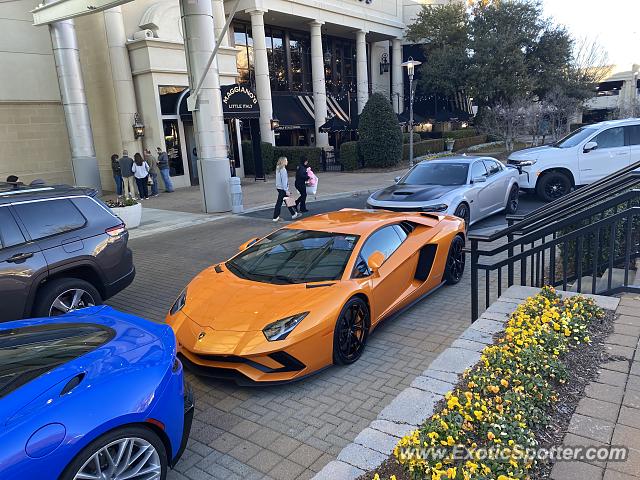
[402,138,445,161]
[452,134,487,151]
[358,93,403,168]
[241,141,274,175]
[420,131,443,139]
[443,128,478,139]
[340,141,360,170]
[402,132,421,143]
[272,146,322,172]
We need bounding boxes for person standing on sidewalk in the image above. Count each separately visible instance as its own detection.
[118,150,136,199]
[132,152,150,200]
[111,154,123,197]
[156,147,174,193]
[273,157,300,222]
[294,157,310,214]
[144,149,160,197]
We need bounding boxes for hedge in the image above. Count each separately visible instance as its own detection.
[340,141,359,171]
[241,141,274,175]
[444,128,479,139]
[272,146,323,173]
[402,138,445,161]
[452,134,488,151]
[403,132,421,144]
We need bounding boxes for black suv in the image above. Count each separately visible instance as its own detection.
[0,183,135,321]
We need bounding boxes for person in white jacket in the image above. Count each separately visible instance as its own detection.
[272,157,300,222]
[132,152,150,200]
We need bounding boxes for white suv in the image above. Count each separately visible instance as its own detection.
[508,118,640,201]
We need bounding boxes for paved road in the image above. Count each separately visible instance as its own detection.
[106,192,544,480]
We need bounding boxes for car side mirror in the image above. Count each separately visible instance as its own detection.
[583,141,598,153]
[394,176,401,183]
[367,251,385,275]
[239,237,260,251]
[472,176,487,184]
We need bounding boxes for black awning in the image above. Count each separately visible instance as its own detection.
[272,94,315,130]
[179,84,261,120]
[319,116,350,132]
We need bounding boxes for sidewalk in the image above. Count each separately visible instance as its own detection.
[113,169,405,239]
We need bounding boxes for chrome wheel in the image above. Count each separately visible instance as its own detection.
[49,288,95,316]
[336,301,368,363]
[73,437,161,480]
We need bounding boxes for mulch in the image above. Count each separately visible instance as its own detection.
[361,307,616,480]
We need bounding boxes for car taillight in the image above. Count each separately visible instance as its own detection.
[106,223,126,237]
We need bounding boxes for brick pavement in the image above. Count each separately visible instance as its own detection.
[106,213,471,480]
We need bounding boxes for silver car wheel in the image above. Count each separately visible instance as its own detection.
[49,288,95,316]
[73,437,161,480]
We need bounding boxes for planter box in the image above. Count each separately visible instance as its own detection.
[111,202,142,229]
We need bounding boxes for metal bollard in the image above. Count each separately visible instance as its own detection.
[229,176,243,214]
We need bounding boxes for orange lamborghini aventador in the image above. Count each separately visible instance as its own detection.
[166,209,465,384]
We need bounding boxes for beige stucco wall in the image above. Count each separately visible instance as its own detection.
[0,104,74,185]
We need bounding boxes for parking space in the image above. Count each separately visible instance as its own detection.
[105,194,544,480]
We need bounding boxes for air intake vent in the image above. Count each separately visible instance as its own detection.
[415,244,437,281]
[214,264,223,273]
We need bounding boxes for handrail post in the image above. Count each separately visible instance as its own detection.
[507,218,514,286]
[471,238,479,322]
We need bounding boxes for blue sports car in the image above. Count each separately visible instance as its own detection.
[0,306,194,480]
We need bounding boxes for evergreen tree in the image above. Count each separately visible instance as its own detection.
[358,93,403,168]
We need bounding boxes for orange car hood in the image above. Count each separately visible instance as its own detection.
[182,265,337,332]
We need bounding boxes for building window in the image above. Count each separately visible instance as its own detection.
[233,23,254,87]
[323,36,357,95]
[289,33,311,92]
[267,27,287,91]
[163,120,185,177]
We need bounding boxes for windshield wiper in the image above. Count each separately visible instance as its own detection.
[226,261,250,280]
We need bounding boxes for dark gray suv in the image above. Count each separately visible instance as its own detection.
[0,183,135,321]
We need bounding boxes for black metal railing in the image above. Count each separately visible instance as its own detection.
[469,161,640,321]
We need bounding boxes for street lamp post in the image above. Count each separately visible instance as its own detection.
[401,57,421,167]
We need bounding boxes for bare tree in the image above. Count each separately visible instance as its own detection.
[543,87,581,141]
[568,37,612,100]
[478,98,530,151]
[616,95,640,119]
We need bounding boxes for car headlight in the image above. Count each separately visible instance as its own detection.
[170,288,187,315]
[422,204,448,212]
[263,312,309,341]
[514,160,537,166]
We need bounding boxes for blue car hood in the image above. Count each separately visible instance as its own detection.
[0,306,174,424]
[371,184,459,202]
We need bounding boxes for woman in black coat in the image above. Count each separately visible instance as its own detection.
[294,158,310,213]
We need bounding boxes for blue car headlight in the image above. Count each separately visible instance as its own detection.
[422,204,448,212]
[170,288,187,315]
[263,312,309,341]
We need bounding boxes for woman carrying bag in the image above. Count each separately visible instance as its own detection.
[132,152,150,200]
[273,157,301,222]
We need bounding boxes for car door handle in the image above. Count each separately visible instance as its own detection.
[7,252,33,263]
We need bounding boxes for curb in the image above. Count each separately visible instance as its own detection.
[312,286,620,480]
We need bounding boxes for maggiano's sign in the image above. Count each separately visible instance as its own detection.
[220,84,260,118]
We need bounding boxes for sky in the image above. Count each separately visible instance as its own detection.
[542,0,639,71]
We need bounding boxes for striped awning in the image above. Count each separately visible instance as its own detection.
[297,94,355,128]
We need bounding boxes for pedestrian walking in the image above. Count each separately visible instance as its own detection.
[111,153,123,197]
[132,152,150,200]
[273,157,300,222]
[118,150,136,199]
[294,157,310,213]
[156,147,174,193]
[144,149,160,196]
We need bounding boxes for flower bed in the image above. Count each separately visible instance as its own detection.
[105,198,142,229]
[374,287,605,480]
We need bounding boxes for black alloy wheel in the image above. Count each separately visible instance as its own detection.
[537,172,571,202]
[506,184,520,214]
[444,235,466,285]
[454,203,470,231]
[333,297,370,365]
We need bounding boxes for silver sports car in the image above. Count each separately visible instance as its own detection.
[366,156,521,227]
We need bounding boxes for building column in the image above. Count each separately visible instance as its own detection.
[104,6,140,155]
[391,38,404,114]
[181,0,231,212]
[249,9,274,145]
[48,15,101,192]
[356,29,369,114]
[310,21,329,148]
[211,0,229,46]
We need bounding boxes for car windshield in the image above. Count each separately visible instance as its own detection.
[399,162,469,186]
[226,229,359,284]
[553,126,598,148]
[0,323,114,398]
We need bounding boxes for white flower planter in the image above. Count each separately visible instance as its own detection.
[111,202,142,229]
